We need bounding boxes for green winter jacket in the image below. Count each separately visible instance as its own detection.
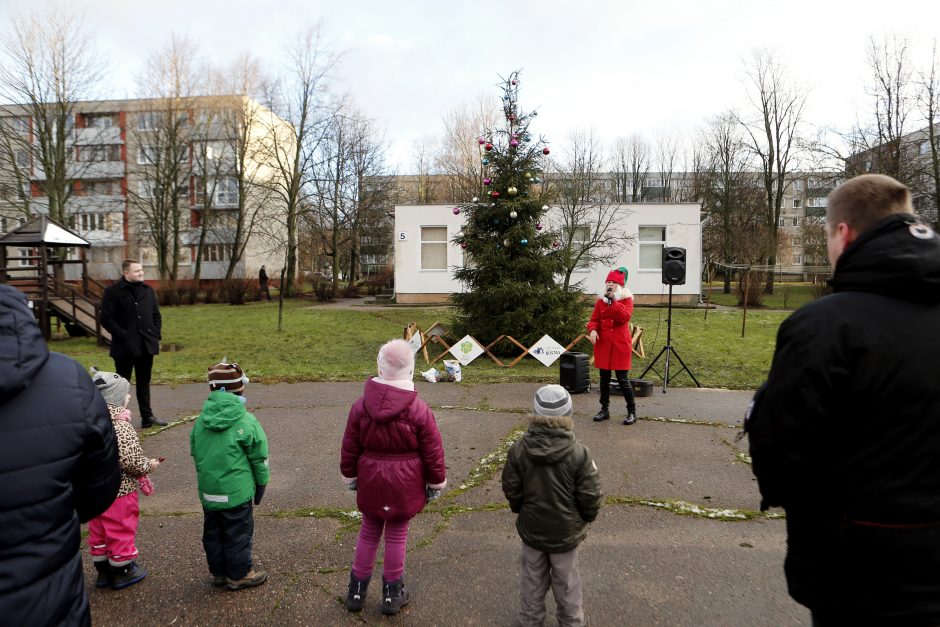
[190,391,270,510]
[501,424,602,553]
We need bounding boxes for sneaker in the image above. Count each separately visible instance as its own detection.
[623,411,637,426]
[592,408,610,422]
[111,561,147,590]
[225,570,267,591]
[381,577,410,616]
[346,572,371,612]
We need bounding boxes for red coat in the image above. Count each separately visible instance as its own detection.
[340,379,446,521]
[587,296,633,371]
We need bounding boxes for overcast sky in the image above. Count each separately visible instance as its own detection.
[2,0,939,170]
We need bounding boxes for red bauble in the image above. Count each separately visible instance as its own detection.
[460,242,468,249]
[485,143,493,151]
[542,147,550,155]
[491,191,500,198]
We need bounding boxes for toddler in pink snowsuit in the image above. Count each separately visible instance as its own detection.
[87,368,161,590]
[340,339,447,616]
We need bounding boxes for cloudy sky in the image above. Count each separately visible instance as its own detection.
[2,0,939,169]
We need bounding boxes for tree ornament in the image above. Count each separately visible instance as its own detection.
[472,196,479,203]
[482,158,489,165]
[523,134,531,141]
[533,177,541,183]
[542,205,549,210]
[509,139,519,147]
[491,191,500,198]
[536,222,543,231]
[460,242,468,249]
[508,114,516,122]
[520,239,528,246]
[485,143,493,151]
[522,191,528,197]
[503,239,510,247]
[452,207,460,215]
[542,147,550,155]
[478,136,485,145]
[507,186,518,196]
[509,210,518,218]
[483,177,492,186]
[552,241,560,248]
[511,79,517,85]
[524,172,532,179]
[490,203,496,207]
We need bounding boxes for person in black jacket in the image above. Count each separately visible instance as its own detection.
[747,174,940,624]
[502,385,602,627]
[100,259,166,427]
[258,265,271,301]
[0,284,121,627]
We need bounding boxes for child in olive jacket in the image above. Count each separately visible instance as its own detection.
[502,385,602,627]
[190,360,270,591]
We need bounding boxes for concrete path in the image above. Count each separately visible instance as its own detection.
[87,381,806,626]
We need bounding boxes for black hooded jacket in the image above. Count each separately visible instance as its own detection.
[747,214,940,620]
[0,286,121,626]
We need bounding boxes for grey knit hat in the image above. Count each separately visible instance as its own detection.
[90,367,130,408]
[533,384,573,417]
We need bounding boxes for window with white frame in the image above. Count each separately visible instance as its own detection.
[420,226,448,270]
[138,145,157,165]
[78,144,120,162]
[778,217,786,227]
[807,196,828,208]
[137,112,159,131]
[213,177,238,206]
[638,226,666,270]
[82,179,119,196]
[137,180,155,199]
[572,224,591,269]
[18,248,35,267]
[15,149,29,168]
[201,243,231,262]
[792,179,804,192]
[792,217,800,227]
[71,213,108,231]
[87,114,115,129]
[793,198,802,208]
[921,141,931,156]
[11,116,30,136]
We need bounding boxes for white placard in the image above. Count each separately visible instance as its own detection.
[398,231,407,241]
[528,334,566,367]
[448,335,484,366]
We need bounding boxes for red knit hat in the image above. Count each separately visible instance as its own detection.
[605,267,628,286]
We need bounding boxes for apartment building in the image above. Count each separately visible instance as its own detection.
[0,95,290,282]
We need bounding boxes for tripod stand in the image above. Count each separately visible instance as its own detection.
[639,284,700,392]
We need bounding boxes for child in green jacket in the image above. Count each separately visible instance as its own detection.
[190,360,270,591]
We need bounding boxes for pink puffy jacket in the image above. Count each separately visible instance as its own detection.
[340,379,446,521]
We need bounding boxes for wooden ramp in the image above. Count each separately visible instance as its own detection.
[48,295,111,344]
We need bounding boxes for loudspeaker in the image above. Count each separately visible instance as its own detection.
[662,247,687,285]
[559,352,590,394]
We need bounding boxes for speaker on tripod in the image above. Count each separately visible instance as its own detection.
[640,246,700,392]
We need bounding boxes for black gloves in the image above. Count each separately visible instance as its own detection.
[254,484,266,505]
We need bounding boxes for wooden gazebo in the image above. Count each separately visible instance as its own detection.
[0,215,110,343]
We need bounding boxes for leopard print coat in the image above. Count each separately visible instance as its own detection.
[110,407,152,497]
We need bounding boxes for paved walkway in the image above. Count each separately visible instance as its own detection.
[88,382,806,626]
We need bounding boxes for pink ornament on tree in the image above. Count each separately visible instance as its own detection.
[509,139,519,147]
[542,147,550,155]
[483,178,492,186]
[536,223,543,231]
[452,207,460,215]
[478,137,485,145]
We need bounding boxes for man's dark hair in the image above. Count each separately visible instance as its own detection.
[827,174,912,235]
[122,259,140,272]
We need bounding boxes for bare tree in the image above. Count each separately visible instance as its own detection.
[261,24,336,297]
[738,49,807,293]
[916,41,940,230]
[410,135,440,203]
[0,5,103,222]
[654,131,681,202]
[551,129,632,290]
[611,133,650,202]
[434,95,499,203]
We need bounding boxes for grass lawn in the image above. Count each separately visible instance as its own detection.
[52,299,789,390]
[703,282,821,310]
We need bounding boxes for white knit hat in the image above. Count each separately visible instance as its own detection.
[533,384,573,417]
[377,339,415,381]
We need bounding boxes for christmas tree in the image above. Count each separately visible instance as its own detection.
[451,71,583,351]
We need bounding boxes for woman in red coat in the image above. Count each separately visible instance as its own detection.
[340,339,446,615]
[587,267,637,425]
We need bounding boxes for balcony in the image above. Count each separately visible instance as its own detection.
[72,127,122,145]
[31,196,126,213]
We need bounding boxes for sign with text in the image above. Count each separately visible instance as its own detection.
[528,334,566,367]
[448,335,484,366]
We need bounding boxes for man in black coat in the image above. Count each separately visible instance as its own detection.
[259,265,271,300]
[747,174,940,624]
[100,259,167,427]
[0,284,121,626]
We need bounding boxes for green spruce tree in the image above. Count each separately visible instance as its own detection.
[451,71,583,351]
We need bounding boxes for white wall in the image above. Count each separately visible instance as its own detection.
[394,203,702,301]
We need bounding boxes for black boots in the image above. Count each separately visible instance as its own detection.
[346,572,371,612]
[93,560,113,588]
[142,416,168,428]
[624,410,637,425]
[111,561,148,590]
[593,407,610,422]
[381,576,410,616]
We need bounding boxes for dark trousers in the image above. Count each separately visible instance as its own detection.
[202,501,254,580]
[599,369,636,412]
[260,281,271,300]
[113,353,154,419]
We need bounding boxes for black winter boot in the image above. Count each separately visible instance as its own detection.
[111,561,148,590]
[623,410,637,425]
[346,572,370,612]
[93,560,113,588]
[593,407,610,422]
[381,576,410,616]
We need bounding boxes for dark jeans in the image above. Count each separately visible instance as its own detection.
[202,501,254,580]
[260,281,271,300]
[113,353,154,419]
[599,369,636,412]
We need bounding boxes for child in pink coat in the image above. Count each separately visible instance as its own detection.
[87,368,161,590]
[340,339,447,616]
